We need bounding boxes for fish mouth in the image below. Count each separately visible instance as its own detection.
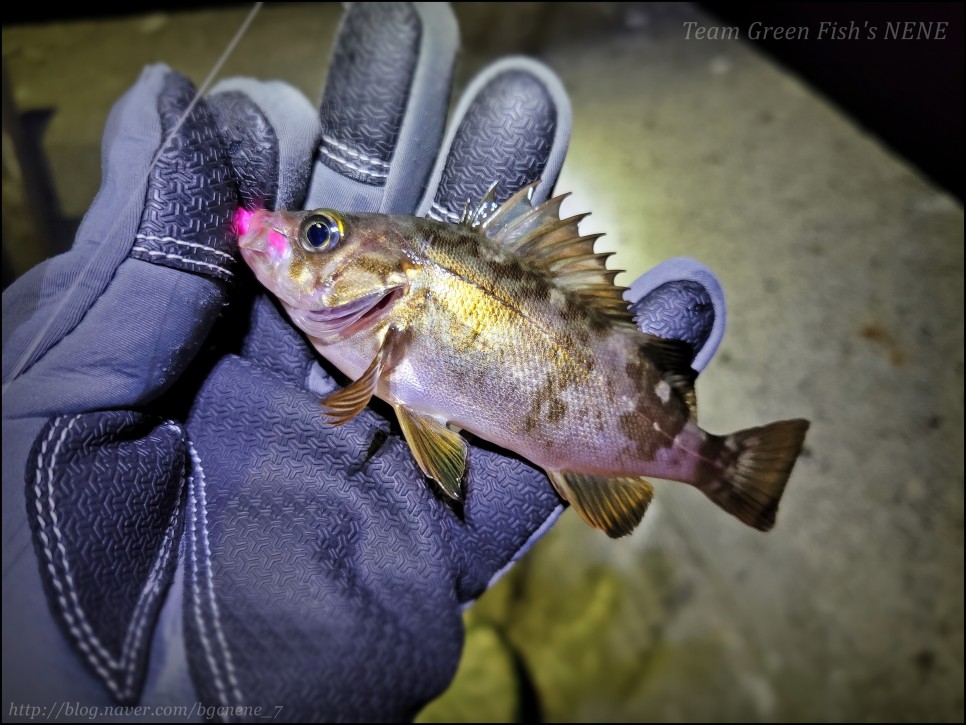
[302,287,404,338]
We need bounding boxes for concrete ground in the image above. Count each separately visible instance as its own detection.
[3,3,963,722]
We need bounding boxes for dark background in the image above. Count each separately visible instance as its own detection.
[1,5,962,721]
[703,2,963,200]
[3,2,963,200]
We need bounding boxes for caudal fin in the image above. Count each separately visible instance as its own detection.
[703,419,810,531]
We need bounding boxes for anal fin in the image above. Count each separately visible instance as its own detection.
[395,406,467,500]
[546,471,654,538]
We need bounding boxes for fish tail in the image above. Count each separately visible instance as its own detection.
[699,419,810,531]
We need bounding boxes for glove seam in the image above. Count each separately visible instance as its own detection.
[130,247,234,279]
[28,414,186,702]
[316,145,389,181]
[134,234,236,262]
[320,134,391,169]
[428,201,460,223]
[185,438,244,708]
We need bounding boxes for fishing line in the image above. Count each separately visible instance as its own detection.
[1,2,263,395]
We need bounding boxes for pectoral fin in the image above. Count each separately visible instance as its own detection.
[546,471,655,538]
[395,406,467,500]
[321,328,400,425]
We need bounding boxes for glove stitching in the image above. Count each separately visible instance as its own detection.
[320,134,391,169]
[33,416,119,696]
[135,234,236,262]
[32,416,185,701]
[186,439,244,708]
[115,421,186,683]
[427,203,460,223]
[130,247,234,278]
[317,145,389,180]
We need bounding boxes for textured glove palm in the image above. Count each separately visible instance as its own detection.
[1,4,724,721]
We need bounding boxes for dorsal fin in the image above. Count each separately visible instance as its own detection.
[460,183,699,416]
[463,180,633,324]
[639,334,699,418]
[459,181,501,229]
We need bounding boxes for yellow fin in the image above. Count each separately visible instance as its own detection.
[546,471,654,538]
[395,406,467,500]
[468,180,633,324]
[321,328,400,425]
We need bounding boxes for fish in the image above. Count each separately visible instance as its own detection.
[235,183,809,538]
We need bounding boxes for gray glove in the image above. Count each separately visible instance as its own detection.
[2,3,724,721]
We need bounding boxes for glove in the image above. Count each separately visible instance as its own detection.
[178,5,726,720]
[1,3,725,720]
[2,62,241,709]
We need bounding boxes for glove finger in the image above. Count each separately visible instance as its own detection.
[624,257,726,372]
[406,59,571,597]
[416,56,571,221]
[4,65,238,417]
[208,78,320,212]
[448,447,565,604]
[306,3,458,214]
[230,3,458,385]
[451,259,726,597]
[21,412,186,704]
[204,79,322,386]
[185,350,462,720]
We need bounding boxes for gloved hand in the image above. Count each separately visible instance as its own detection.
[1,3,725,721]
[2,58,243,711]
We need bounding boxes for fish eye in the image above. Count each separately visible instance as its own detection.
[300,212,344,252]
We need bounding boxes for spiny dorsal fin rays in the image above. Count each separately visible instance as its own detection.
[515,214,591,257]
[579,286,635,311]
[459,181,501,228]
[476,181,541,235]
[493,194,573,250]
[546,252,616,274]
[467,180,635,324]
[557,267,623,285]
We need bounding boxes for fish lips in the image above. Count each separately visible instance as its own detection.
[238,229,295,301]
[292,286,405,340]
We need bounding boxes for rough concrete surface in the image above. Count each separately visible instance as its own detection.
[3,3,963,722]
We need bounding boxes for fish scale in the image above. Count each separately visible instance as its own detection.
[237,182,809,537]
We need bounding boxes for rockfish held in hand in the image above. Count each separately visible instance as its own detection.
[236,183,809,538]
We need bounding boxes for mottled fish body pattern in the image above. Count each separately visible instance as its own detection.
[238,184,809,537]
